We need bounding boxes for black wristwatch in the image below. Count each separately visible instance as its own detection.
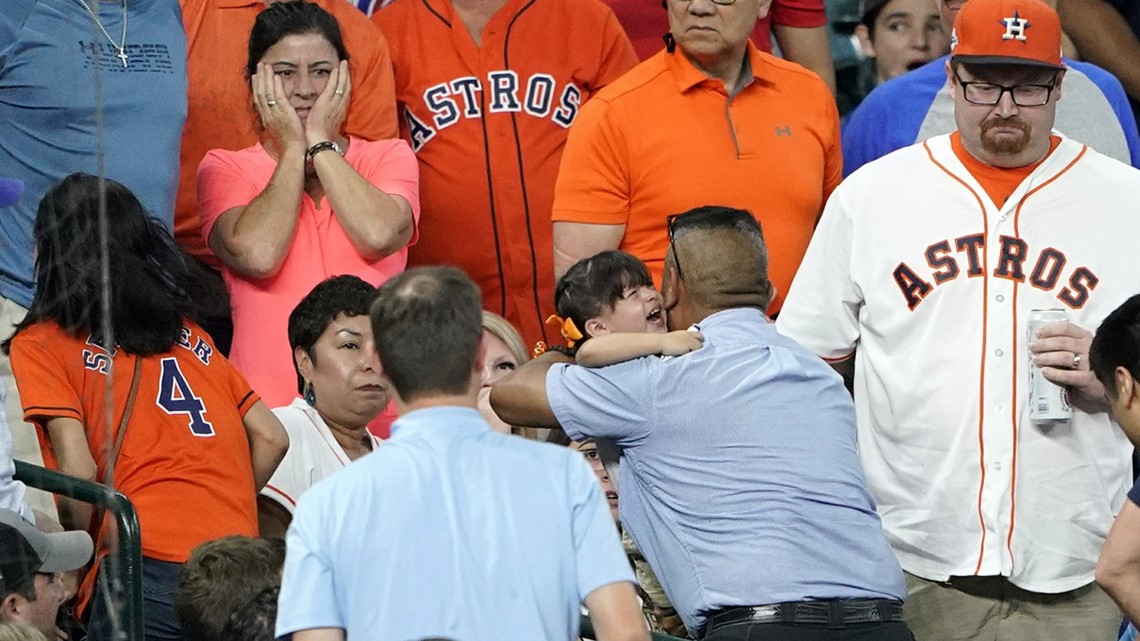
[306,140,342,160]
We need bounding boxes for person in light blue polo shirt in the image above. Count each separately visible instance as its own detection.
[276,266,648,641]
[492,206,908,641]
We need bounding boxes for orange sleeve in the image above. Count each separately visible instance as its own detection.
[8,328,83,425]
[550,96,632,225]
[216,349,260,416]
[590,10,639,93]
[226,362,260,417]
[333,2,399,141]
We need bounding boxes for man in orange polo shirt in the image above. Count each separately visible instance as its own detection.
[550,0,841,315]
[373,0,636,348]
[177,0,398,271]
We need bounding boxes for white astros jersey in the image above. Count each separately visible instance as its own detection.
[776,133,1138,592]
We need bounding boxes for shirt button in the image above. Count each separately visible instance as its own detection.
[993,461,1003,471]
[995,348,1004,357]
[996,294,1005,302]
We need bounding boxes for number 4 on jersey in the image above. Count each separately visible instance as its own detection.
[157,358,215,437]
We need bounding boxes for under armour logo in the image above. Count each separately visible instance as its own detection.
[1001,11,1030,41]
[775,126,793,137]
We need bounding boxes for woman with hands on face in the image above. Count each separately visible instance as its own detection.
[197,0,420,409]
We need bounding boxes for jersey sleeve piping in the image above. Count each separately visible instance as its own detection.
[261,483,298,513]
[236,390,259,416]
[23,406,82,422]
[821,351,855,363]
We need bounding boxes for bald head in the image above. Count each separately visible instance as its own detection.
[665,207,772,314]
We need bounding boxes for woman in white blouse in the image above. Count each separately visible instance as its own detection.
[258,275,386,537]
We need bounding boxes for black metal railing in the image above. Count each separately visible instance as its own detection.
[14,460,143,641]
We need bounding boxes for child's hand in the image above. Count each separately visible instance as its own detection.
[660,330,704,356]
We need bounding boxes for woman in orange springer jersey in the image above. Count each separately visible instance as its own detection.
[3,174,288,641]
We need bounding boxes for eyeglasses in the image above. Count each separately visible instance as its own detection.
[666,213,685,281]
[953,70,1058,107]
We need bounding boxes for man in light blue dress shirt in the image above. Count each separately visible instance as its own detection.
[493,207,908,641]
[276,266,648,641]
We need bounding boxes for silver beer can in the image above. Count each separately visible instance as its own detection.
[1028,308,1072,423]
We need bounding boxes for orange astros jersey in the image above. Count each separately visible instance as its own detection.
[373,0,637,345]
[9,321,260,563]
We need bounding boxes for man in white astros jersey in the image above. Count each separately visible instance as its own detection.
[776,0,1140,637]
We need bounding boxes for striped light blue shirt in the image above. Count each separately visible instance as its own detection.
[547,308,906,635]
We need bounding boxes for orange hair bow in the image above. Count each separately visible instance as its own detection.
[545,314,584,349]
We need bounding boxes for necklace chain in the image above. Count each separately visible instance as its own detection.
[76,0,129,68]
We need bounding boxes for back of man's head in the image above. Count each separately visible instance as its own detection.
[1090,294,1140,398]
[175,536,285,641]
[370,266,483,402]
[668,206,772,312]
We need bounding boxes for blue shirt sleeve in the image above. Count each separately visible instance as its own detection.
[841,92,893,178]
[841,58,946,176]
[568,454,635,600]
[276,497,344,639]
[1129,475,1140,508]
[1066,59,1140,169]
[545,360,656,446]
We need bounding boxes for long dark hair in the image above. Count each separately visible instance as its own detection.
[246,0,350,79]
[2,173,226,355]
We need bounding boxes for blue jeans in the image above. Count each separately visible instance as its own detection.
[87,556,182,641]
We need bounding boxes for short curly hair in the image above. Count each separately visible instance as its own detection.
[175,536,285,641]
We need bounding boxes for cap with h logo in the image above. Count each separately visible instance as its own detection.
[950,0,1065,69]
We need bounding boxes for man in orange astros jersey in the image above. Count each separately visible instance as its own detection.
[372,0,637,347]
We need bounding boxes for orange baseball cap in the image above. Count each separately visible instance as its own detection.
[950,0,1064,69]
